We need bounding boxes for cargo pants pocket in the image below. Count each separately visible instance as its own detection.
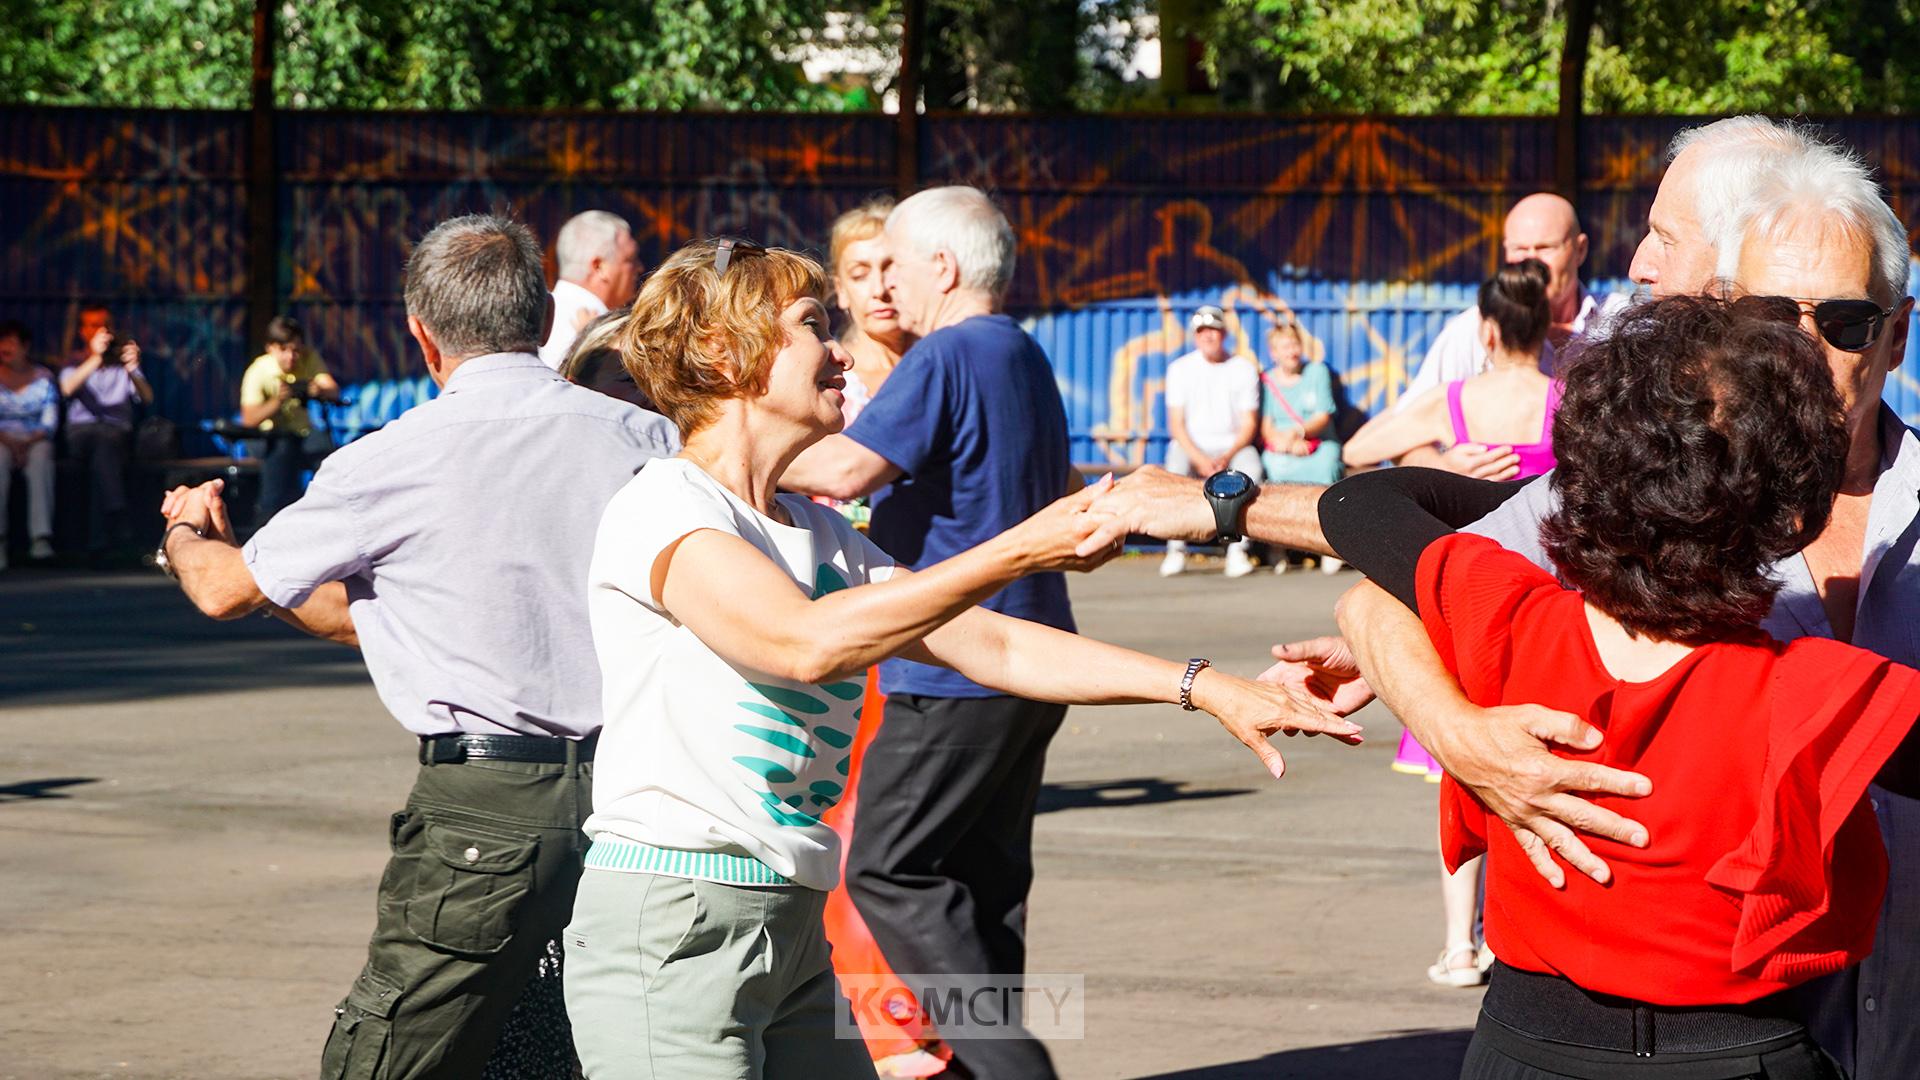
[402,814,541,956]
[319,965,401,1080]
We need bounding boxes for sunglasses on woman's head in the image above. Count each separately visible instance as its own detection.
[1731,294,1895,353]
[713,237,768,275]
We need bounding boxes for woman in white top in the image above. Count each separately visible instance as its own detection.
[567,239,1364,1080]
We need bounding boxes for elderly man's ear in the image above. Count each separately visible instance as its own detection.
[408,315,448,385]
[1889,298,1915,372]
[934,249,963,293]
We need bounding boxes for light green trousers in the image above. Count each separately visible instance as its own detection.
[563,868,880,1080]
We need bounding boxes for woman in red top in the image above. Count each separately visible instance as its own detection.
[1321,295,1920,1080]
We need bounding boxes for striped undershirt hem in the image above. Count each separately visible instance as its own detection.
[583,837,798,887]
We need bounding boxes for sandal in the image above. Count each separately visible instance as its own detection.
[1426,943,1487,988]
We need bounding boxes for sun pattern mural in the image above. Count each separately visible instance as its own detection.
[6,107,1920,457]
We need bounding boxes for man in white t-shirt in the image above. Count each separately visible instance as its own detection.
[1398,193,1631,419]
[537,210,642,370]
[1161,304,1262,578]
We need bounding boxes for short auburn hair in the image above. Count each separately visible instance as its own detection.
[1541,294,1847,644]
[619,239,827,437]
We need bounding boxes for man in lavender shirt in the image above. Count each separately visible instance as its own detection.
[59,303,152,552]
[156,215,677,1079]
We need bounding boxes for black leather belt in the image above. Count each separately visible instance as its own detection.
[418,732,596,765]
[1482,961,1807,1057]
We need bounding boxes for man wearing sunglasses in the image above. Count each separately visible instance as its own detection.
[1336,124,1920,1079]
[1087,115,1920,1078]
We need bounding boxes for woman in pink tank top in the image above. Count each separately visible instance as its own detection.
[1444,377,1562,479]
[1339,258,1562,987]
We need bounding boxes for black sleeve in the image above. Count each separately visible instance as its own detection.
[1317,469,1538,613]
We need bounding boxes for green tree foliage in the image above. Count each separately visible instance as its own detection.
[0,0,251,107]
[1207,0,1920,114]
[0,0,851,109]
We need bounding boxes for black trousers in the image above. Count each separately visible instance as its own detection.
[1461,1016,1845,1079]
[65,422,130,550]
[845,692,1067,1080]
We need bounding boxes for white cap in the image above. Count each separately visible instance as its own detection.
[1190,305,1227,332]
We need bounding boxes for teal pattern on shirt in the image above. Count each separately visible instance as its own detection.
[731,562,863,828]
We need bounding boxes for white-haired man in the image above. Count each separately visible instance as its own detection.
[537,210,641,369]
[782,186,1073,1080]
[1085,117,1920,1075]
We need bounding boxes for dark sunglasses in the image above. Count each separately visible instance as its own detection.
[1732,294,1895,353]
[713,237,767,275]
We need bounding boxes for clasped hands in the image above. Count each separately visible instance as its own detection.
[160,478,237,546]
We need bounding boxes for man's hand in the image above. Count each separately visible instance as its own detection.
[161,478,236,545]
[1077,465,1214,553]
[1258,636,1376,716]
[1334,577,1650,888]
[1435,443,1521,481]
[1003,474,1122,574]
[1432,703,1652,889]
[118,339,142,372]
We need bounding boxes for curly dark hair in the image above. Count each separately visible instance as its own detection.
[1540,295,1848,644]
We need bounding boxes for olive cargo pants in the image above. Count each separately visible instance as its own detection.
[320,749,593,1080]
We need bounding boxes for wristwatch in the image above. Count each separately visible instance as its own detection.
[153,522,204,579]
[1202,469,1257,544]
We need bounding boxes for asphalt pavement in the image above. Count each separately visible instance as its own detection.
[0,555,1480,1079]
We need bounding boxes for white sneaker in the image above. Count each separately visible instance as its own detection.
[1224,546,1255,579]
[1320,556,1344,575]
[1159,549,1187,577]
[30,537,53,561]
[1272,557,1290,575]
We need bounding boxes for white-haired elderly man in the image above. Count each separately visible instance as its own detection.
[781,186,1073,1080]
[1085,117,1920,1075]
[537,209,642,369]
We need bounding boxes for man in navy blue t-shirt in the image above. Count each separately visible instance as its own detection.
[782,186,1071,1079]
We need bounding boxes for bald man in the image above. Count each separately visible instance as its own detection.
[1395,193,1630,411]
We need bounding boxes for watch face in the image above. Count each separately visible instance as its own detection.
[1204,470,1254,499]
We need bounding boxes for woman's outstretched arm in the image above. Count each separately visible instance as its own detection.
[657,479,1116,685]
[902,606,1364,778]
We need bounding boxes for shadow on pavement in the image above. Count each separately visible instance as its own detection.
[1132,1028,1471,1079]
[1037,777,1256,813]
[0,570,368,707]
[0,777,99,802]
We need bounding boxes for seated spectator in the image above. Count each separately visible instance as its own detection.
[1259,322,1343,575]
[238,315,340,524]
[59,302,152,554]
[1343,260,1559,480]
[559,308,653,411]
[1161,304,1262,579]
[0,320,58,567]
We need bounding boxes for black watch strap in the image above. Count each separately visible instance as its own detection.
[1208,483,1253,544]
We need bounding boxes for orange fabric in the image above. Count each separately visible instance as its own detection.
[1416,533,1920,1005]
[822,675,942,1060]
